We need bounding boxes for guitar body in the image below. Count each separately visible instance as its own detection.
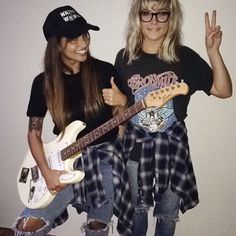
[17,120,86,209]
[17,82,189,209]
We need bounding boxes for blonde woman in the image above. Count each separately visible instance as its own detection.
[113,0,232,235]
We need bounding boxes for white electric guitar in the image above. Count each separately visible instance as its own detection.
[17,81,189,209]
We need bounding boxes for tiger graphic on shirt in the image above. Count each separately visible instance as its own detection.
[128,71,179,133]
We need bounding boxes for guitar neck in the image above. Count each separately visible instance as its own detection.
[61,100,145,160]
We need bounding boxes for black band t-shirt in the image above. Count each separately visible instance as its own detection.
[27,59,122,145]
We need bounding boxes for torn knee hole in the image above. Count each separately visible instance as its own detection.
[135,206,148,213]
[88,220,107,230]
[17,217,46,232]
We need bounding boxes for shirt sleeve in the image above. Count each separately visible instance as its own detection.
[114,49,129,94]
[112,66,126,95]
[26,73,47,117]
[182,46,213,95]
[99,59,126,95]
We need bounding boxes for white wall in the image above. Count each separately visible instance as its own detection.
[0,1,235,236]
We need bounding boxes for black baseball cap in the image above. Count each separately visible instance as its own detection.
[43,5,100,41]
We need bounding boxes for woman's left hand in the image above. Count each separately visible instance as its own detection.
[102,77,127,107]
[205,10,222,52]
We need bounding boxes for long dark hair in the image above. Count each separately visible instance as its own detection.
[43,37,103,133]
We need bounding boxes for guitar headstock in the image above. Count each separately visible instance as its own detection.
[143,81,189,108]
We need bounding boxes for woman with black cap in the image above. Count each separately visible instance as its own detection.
[12,5,131,236]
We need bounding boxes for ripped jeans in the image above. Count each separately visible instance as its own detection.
[12,160,114,236]
[127,160,180,236]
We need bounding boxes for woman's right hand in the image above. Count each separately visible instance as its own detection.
[42,168,67,195]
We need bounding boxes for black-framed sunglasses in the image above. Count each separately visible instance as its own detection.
[139,11,170,23]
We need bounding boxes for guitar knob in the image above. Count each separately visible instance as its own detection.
[59,173,75,181]
[29,186,35,201]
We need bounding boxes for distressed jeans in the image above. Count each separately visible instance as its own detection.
[127,160,180,236]
[12,160,114,236]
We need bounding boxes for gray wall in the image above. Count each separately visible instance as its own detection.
[0,1,235,235]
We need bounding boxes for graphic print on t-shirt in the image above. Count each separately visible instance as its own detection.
[128,71,178,133]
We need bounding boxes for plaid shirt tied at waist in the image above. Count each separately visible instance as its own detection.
[53,139,133,236]
[123,121,199,213]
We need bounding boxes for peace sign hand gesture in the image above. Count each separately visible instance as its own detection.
[205,10,222,52]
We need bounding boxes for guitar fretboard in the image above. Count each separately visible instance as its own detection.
[61,100,145,160]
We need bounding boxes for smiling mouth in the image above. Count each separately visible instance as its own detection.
[76,49,87,55]
[148,28,161,31]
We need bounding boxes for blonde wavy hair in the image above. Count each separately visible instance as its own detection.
[124,0,183,64]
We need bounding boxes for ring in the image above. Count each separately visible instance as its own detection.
[51,190,57,195]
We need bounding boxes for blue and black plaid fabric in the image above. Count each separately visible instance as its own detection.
[123,121,199,213]
[53,139,133,236]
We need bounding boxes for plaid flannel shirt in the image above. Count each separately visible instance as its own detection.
[53,139,133,236]
[123,121,199,213]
